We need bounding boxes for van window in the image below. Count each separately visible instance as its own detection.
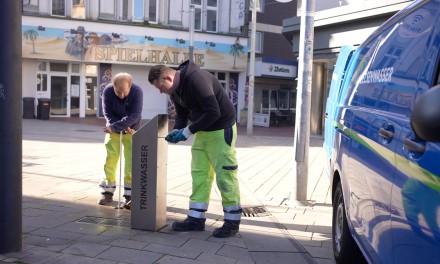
[345,5,438,117]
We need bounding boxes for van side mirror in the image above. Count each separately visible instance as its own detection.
[411,85,440,142]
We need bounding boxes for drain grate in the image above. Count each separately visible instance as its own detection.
[22,162,39,167]
[76,216,130,228]
[242,206,271,217]
[76,129,98,133]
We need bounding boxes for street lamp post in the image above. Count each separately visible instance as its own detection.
[189,4,195,62]
[246,0,258,136]
[0,0,22,253]
[292,0,315,202]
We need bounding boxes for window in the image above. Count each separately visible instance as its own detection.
[191,0,218,32]
[133,0,144,22]
[206,0,217,32]
[71,64,80,73]
[278,90,289,110]
[37,62,47,92]
[290,90,297,109]
[168,0,184,26]
[249,0,264,12]
[248,31,262,53]
[99,0,116,20]
[148,0,158,23]
[71,0,85,19]
[52,0,66,16]
[50,63,68,72]
[23,0,39,13]
[37,74,48,92]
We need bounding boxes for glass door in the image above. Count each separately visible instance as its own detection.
[50,76,69,116]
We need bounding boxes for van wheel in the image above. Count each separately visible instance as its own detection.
[333,182,357,264]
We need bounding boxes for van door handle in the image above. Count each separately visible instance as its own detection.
[379,128,394,139]
[403,138,426,154]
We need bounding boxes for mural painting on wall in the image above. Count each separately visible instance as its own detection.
[229,73,239,112]
[230,37,244,69]
[22,25,248,71]
[97,64,112,118]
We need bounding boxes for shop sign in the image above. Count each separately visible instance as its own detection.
[22,25,247,71]
[255,60,297,78]
[253,113,270,127]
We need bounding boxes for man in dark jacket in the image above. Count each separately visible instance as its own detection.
[99,72,143,210]
[148,60,241,238]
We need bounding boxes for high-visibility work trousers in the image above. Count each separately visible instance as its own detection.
[100,132,132,197]
[188,124,241,221]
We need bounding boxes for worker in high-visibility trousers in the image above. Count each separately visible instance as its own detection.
[99,72,143,210]
[148,61,242,238]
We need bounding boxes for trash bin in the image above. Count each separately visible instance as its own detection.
[37,98,51,120]
[22,97,35,119]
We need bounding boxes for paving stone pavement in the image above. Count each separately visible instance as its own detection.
[1,119,335,264]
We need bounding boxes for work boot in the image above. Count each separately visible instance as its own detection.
[212,220,240,238]
[172,216,206,231]
[97,192,113,205]
[123,195,131,210]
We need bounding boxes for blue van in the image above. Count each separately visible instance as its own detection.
[324,45,356,177]
[326,0,440,263]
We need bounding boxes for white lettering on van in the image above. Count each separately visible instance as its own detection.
[360,67,394,84]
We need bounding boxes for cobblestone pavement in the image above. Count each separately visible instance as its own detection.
[0,119,335,264]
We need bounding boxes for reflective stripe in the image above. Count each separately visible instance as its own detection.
[189,202,209,210]
[223,204,241,212]
[99,181,116,193]
[188,210,206,219]
[224,212,241,221]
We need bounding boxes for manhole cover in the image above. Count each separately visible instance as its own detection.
[76,216,130,228]
[242,206,271,217]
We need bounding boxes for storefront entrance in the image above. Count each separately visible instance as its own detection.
[36,61,98,118]
[50,75,69,116]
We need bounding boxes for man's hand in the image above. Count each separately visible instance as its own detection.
[165,130,180,143]
[169,127,192,144]
[103,126,113,133]
[125,127,136,135]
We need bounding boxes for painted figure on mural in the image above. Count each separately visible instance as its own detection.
[65,26,88,59]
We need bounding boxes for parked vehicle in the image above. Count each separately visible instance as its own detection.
[324,45,356,177]
[325,0,440,263]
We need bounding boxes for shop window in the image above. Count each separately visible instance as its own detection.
[71,64,80,74]
[279,89,289,110]
[23,0,39,14]
[290,90,297,109]
[86,64,98,116]
[37,74,48,92]
[71,0,85,19]
[50,63,68,72]
[52,0,66,17]
[70,75,80,116]
[86,65,97,75]
[38,61,47,72]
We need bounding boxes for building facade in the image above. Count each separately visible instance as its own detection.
[22,0,249,121]
[282,0,413,134]
[242,0,298,128]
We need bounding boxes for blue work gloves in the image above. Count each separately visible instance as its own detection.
[165,127,193,144]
